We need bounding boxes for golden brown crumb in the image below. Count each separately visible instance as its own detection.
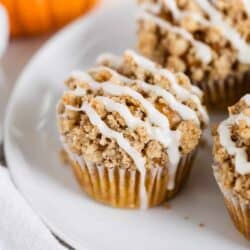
[199,223,205,228]
[137,0,250,84]
[213,97,250,202]
[58,51,205,174]
[178,120,201,154]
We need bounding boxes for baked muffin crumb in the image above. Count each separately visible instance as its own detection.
[213,95,250,202]
[136,0,250,106]
[57,50,208,208]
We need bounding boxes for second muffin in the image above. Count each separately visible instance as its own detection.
[57,50,208,209]
[136,0,250,108]
[213,94,250,239]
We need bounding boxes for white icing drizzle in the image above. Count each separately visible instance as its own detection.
[217,94,250,175]
[163,0,186,19]
[137,10,212,64]
[68,86,86,96]
[97,51,204,100]
[218,113,250,175]
[94,96,181,190]
[140,2,162,14]
[97,53,122,68]
[71,71,171,129]
[188,84,202,98]
[140,0,250,64]
[95,95,179,152]
[195,0,250,63]
[90,66,200,125]
[242,0,250,16]
[241,94,250,105]
[70,71,182,191]
[162,0,211,26]
[66,103,148,208]
[161,0,211,27]
[124,50,209,124]
[194,0,250,64]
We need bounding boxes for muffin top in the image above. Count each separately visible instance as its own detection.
[57,50,208,193]
[213,95,250,202]
[137,0,250,82]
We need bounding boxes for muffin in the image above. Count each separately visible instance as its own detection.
[136,0,250,107]
[57,50,208,209]
[213,94,250,239]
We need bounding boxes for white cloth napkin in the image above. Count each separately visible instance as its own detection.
[0,167,67,250]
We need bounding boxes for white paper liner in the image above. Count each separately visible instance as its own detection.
[213,167,250,239]
[69,150,196,209]
[197,71,250,108]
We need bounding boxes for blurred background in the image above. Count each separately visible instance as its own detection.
[0,0,100,143]
[0,0,98,37]
[0,0,100,113]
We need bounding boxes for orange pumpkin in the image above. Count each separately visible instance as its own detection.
[0,0,98,37]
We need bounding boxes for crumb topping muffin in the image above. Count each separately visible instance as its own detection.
[57,50,208,208]
[136,0,250,106]
[213,95,250,202]
[212,94,250,239]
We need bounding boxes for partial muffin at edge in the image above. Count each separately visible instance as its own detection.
[213,94,250,239]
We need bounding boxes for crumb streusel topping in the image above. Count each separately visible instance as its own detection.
[213,94,250,202]
[137,0,250,83]
[57,50,207,208]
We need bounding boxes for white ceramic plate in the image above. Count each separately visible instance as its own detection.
[4,1,250,249]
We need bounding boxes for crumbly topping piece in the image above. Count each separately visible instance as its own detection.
[120,51,194,92]
[214,0,250,40]
[137,0,250,83]
[97,52,207,127]
[58,54,205,172]
[178,120,201,154]
[213,96,250,201]
[58,83,200,169]
[58,99,170,170]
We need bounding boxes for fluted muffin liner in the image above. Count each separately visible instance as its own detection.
[68,150,196,209]
[197,71,250,109]
[213,168,250,240]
